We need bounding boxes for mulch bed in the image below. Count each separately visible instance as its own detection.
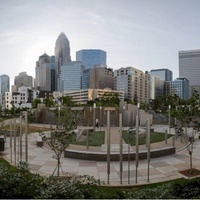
[179,168,200,177]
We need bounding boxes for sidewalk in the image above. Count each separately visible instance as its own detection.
[1,125,200,186]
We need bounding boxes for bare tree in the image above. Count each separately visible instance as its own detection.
[40,106,78,176]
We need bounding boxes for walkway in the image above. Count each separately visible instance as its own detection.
[1,125,200,186]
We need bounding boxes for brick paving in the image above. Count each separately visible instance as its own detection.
[1,124,200,186]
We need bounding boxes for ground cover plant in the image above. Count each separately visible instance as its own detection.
[1,158,200,199]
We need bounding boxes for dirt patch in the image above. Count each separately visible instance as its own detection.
[179,168,200,177]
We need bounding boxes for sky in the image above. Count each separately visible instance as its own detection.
[1,0,200,86]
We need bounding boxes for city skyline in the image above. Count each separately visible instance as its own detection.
[1,0,200,85]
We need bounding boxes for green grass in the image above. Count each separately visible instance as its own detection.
[122,130,173,145]
[71,131,105,146]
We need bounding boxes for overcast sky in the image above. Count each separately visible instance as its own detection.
[1,0,200,86]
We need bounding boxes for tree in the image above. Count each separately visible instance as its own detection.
[171,91,200,172]
[43,98,55,108]
[40,106,78,176]
[32,98,41,109]
[99,92,120,107]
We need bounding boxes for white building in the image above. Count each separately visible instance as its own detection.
[114,67,150,104]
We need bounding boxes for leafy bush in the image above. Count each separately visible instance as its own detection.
[171,178,200,199]
[0,162,44,199]
[127,183,173,199]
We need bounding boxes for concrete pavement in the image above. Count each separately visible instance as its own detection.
[1,124,200,186]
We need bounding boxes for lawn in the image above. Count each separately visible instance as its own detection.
[122,130,173,145]
[71,131,105,146]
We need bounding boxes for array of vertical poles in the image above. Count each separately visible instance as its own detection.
[9,111,28,165]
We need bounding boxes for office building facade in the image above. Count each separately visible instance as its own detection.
[63,88,124,105]
[59,61,84,92]
[148,68,173,81]
[114,67,150,103]
[76,49,106,69]
[0,74,10,94]
[149,75,164,100]
[89,64,114,89]
[166,78,189,100]
[179,49,200,94]
[14,72,33,91]
[35,53,55,91]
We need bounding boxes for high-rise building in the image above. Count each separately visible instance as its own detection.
[179,49,200,94]
[55,32,71,90]
[165,78,189,100]
[149,75,164,100]
[114,67,150,103]
[147,68,173,81]
[76,49,106,69]
[0,74,10,94]
[59,61,84,92]
[35,53,55,91]
[14,72,33,91]
[89,64,114,89]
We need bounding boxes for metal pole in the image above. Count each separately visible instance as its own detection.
[14,118,16,165]
[128,133,130,184]
[169,105,171,135]
[147,119,150,182]
[100,106,102,131]
[119,114,123,184]
[86,130,89,149]
[10,120,12,163]
[135,103,140,183]
[107,110,110,184]
[165,129,168,144]
[135,115,139,183]
[93,103,96,131]
[20,115,22,162]
[25,111,28,163]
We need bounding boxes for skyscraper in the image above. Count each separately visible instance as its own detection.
[55,32,71,90]
[165,78,189,100]
[14,72,33,91]
[114,67,150,103]
[59,61,84,92]
[0,74,10,94]
[179,50,200,88]
[147,68,173,81]
[35,53,55,91]
[76,49,106,69]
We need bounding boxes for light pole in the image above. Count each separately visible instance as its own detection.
[135,102,140,183]
[100,106,102,131]
[168,105,171,134]
[93,103,96,131]
[123,106,126,126]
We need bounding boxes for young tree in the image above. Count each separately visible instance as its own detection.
[40,106,78,176]
[171,91,200,172]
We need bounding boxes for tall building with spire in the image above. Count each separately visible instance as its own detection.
[55,32,71,90]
